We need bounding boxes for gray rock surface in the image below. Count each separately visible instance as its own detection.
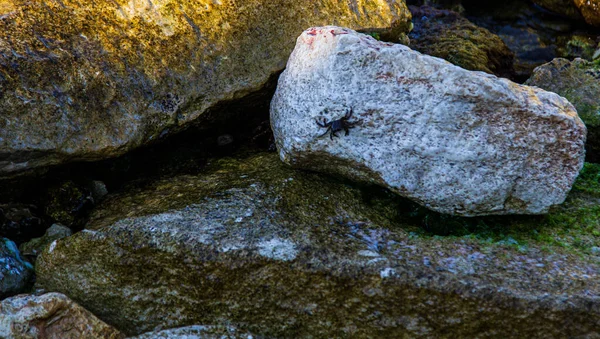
[0,292,124,339]
[0,1,411,178]
[526,58,600,162]
[35,152,600,338]
[19,223,72,258]
[0,238,33,298]
[270,26,586,216]
[128,325,252,339]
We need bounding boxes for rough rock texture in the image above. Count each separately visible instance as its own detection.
[36,152,600,337]
[0,238,33,298]
[526,58,600,163]
[463,0,575,82]
[19,223,72,258]
[408,6,515,79]
[129,325,252,339]
[530,0,584,21]
[271,26,586,216]
[533,0,600,27]
[0,292,124,339]
[0,0,411,178]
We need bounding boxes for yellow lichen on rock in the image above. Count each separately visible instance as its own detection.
[0,0,411,177]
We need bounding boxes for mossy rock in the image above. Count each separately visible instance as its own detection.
[0,0,411,178]
[526,58,600,162]
[530,0,584,21]
[36,152,600,337]
[408,5,515,79]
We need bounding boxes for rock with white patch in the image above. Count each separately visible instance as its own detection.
[128,325,253,339]
[35,153,600,337]
[270,26,587,216]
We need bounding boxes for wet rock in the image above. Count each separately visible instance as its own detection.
[36,152,600,337]
[19,223,72,259]
[271,26,586,216]
[0,292,124,339]
[128,325,252,339]
[408,6,515,79]
[526,58,600,162]
[0,0,411,178]
[0,238,33,298]
[0,204,43,244]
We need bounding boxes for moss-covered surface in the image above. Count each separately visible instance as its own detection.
[0,0,411,177]
[407,6,515,79]
[526,58,600,162]
[556,34,598,61]
[36,151,599,337]
[407,161,600,256]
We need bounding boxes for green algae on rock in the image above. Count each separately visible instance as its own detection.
[408,5,515,79]
[36,152,600,337]
[526,58,600,162]
[0,0,411,178]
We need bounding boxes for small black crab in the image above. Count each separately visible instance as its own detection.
[316,108,360,140]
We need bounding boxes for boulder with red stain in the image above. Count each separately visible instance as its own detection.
[271,26,586,216]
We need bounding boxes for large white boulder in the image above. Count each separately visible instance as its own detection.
[270,26,586,216]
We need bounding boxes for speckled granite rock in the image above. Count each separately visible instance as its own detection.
[0,292,124,339]
[128,325,252,339]
[36,152,600,337]
[526,58,600,162]
[0,238,33,298]
[408,6,515,79]
[0,0,411,178]
[271,26,586,216]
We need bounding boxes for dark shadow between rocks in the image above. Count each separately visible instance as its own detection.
[0,71,281,242]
